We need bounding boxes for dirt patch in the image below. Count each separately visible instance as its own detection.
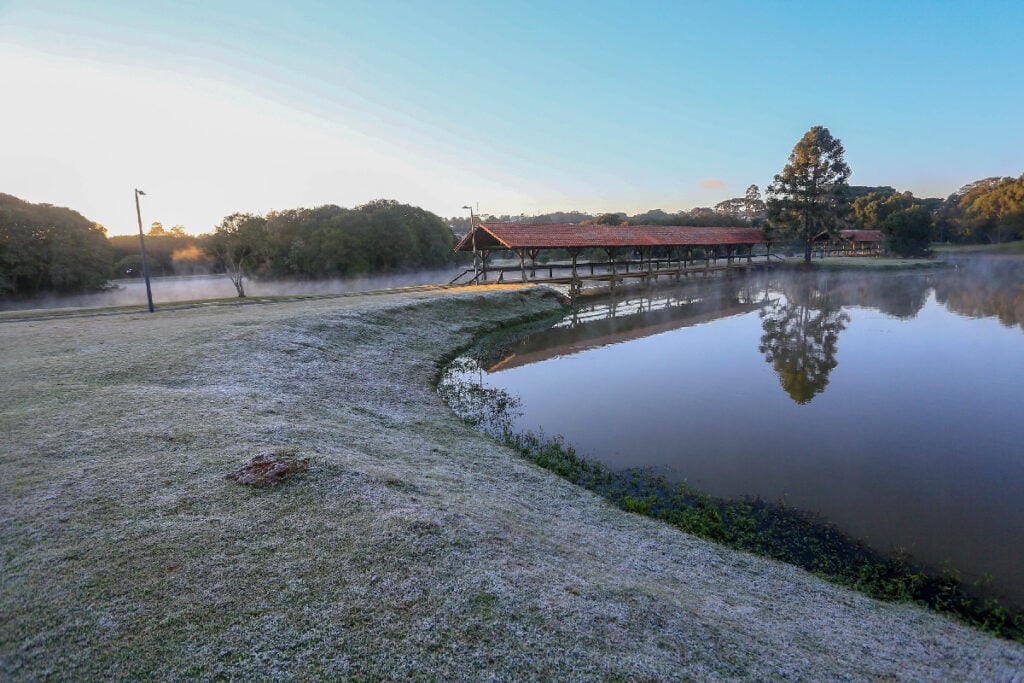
[226,449,309,487]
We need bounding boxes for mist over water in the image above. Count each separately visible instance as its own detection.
[0,268,464,311]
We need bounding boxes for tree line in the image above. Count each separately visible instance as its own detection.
[0,197,458,298]
[764,126,1023,260]
[2,158,1022,296]
[203,199,457,296]
[0,193,112,295]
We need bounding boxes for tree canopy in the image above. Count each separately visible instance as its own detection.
[714,185,766,222]
[202,200,456,296]
[939,175,1024,244]
[204,213,268,296]
[767,126,852,262]
[0,193,112,295]
[108,224,212,278]
[847,188,934,256]
[582,213,627,225]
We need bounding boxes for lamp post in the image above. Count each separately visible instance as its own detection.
[134,189,155,312]
[462,205,477,281]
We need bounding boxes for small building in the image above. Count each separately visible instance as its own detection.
[813,229,884,256]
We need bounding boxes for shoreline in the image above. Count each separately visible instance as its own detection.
[2,286,1022,679]
[440,295,1024,638]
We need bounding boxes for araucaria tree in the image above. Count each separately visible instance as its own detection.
[767,126,852,263]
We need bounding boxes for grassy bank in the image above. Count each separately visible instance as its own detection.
[2,286,1023,680]
[773,255,949,270]
[501,433,1024,641]
[932,240,1024,255]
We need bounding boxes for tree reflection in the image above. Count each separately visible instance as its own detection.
[436,356,522,438]
[934,258,1024,331]
[759,278,850,404]
[860,275,931,320]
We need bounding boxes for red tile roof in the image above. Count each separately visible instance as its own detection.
[839,230,884,242]
[455,223,767,251]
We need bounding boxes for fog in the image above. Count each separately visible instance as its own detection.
[0,268,465,312]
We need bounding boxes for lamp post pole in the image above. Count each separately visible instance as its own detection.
[462,205,477,282]
[134,189,155,313]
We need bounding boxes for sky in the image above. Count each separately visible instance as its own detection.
[1,1,1022,236]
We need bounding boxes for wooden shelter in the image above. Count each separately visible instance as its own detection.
[813,229,884,256]
[452,223,770,293]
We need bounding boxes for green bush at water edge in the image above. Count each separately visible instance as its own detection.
[505,431,1024,643]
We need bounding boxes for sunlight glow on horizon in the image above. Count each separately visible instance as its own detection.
[2,1,1022,235]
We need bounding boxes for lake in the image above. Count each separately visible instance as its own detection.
[447,256,1024,605]
[0,268,463,312]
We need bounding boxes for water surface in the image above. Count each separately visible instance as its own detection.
[455,257,1024,604]
[0,268,462,311]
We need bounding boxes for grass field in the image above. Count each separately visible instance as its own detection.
[932,240,1024,254]
[2,285,1022,680]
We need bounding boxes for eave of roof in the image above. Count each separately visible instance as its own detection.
[455,223,767,251]
[814,229,885,243]
[840,230,884,242]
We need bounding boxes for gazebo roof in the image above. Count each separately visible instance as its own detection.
[814,229,884,243]
[455,223,767,251]
[841,230,884,242]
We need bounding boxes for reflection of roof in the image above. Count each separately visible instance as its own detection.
[487,298,766,372]
[456,223,768,251]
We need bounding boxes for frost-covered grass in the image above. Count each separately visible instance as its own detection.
[1,286,1022,680]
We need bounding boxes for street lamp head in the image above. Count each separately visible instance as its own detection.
[462,205,472,210]
[136,189,146,196]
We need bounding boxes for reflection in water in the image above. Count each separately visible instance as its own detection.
[437,357,522,437]
[759,277,850,404]
[445,257,1024,606]
[848,274,932,319]
[936,257,1024,330]
[0,268,464,312]
[489,280,771,372]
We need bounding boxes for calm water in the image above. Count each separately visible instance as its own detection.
[452,256,1024,604]
[0,268,463,311]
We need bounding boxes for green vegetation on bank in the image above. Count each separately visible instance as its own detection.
[932,240,1024,254]
[506,434,1024,642]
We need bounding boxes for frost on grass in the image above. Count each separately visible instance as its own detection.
[226,448,309,487]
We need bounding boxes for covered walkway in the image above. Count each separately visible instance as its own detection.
[452,223,771,293]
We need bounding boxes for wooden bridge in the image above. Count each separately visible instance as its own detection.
[452,223,773,294]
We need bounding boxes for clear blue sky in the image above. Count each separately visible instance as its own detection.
[2,0,1022,234]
